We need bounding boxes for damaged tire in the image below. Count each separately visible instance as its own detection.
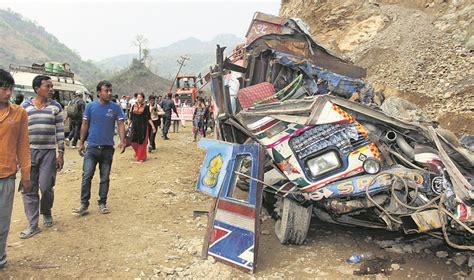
[274,197,313,245]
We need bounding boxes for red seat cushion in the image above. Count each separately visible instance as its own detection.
[237,82,276,109]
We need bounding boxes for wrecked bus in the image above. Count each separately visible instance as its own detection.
[195,12,474,272]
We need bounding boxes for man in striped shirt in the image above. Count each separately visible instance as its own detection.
[20,75,65,239]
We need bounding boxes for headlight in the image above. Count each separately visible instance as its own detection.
[306,150,341,177]
[363,158,381,174]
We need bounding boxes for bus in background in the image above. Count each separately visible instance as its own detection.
[9,63,93,135]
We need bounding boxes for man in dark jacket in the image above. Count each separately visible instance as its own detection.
[160,92,179,140]
[65,91,86,148]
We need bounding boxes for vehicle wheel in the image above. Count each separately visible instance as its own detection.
[274,197,313,245]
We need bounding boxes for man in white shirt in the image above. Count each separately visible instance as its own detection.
[119,95,128,114]
[129,93,137,107]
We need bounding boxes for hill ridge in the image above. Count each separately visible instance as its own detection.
[0,8,102,86]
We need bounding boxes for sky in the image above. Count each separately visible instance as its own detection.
[0,0,280,61]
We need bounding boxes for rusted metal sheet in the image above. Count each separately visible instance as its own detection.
[244,11,367,79]
[401,210,443,234]
[246,35,366,79]
[308,47,367,79]
[246,12,284,44]
[265,39,308,59]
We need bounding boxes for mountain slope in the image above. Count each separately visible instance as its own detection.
[0,8,102,85]
[97,34,243,79]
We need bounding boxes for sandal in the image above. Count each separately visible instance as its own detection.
[73,205,89,216]
[98,204,110,214]
[43,215,53,227]
[0,255,7,269]
[19,226,41,239]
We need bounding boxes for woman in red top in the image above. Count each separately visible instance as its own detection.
[128,93,156,162]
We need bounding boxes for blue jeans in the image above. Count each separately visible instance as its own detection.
[162,114,171,137]
[80,146,114,207]
[68,120,82,146]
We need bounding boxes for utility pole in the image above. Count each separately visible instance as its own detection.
[169,55,189,93]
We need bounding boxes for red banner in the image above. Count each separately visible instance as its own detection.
[171,107,194,121]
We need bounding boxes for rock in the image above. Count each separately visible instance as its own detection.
[261,230,270,235]
[261,214,271,222]
[453,254,468,267]
[391,263,400,271]
[187,246,199,256]
[411,241,428,253]
[453,271,469,279]
[385,244,409,254]
[468,255,474,267]
[303,267,315,274]
[436,251,449,258]
[465,35,474,51]
[161,189,176,196]
[165,255,180,260]
[374,240,397,248]
[161,266,175,274]
[335,265,354,275]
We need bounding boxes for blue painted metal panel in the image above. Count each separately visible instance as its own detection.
[208,220,255,270]
[198,139,262,273]
[196,139,236,197]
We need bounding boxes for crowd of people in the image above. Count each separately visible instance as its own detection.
[116,92,215,151]
[65,89,216,162]
[0,68,215,270]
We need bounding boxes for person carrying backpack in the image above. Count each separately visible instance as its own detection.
[65,91,86,148]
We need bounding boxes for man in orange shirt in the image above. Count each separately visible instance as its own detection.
[0,69,31,269]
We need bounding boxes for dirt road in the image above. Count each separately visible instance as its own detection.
[1,126,469,279]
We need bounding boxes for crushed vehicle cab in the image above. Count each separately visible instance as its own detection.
[195,12,474,273]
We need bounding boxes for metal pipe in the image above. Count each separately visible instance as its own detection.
[395,133,415,160]
[363,124,414,161]
[327,195,388,215]
[384,130,397,142]
[389,149,425,171]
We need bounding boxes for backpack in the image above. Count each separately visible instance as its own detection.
[67,100,81,119]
